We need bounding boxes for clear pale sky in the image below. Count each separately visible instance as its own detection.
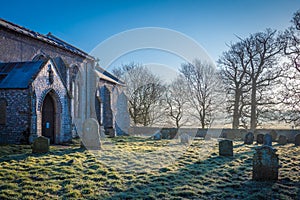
[1,0,299,69]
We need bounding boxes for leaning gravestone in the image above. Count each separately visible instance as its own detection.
[278,135,287,145]
[295,134,300,146]
[32,136,49,153]
[81,118,101,150]
[219,140,233,156]
[263,133,272,146]
[244,132,254,144]
[256,134,264,144]
[252,146,279,181]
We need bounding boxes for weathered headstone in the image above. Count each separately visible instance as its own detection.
[81,118,101,150]
[270,130,278,141]
[239,130,248,141]
[115,92,130,136]
[32,136,49,153]
[263,133,272,146]
[256,134,264,144]
[278,135,287,145]
[244,132,254,144]
[161,128,178,139]
[153,132,162,140]
[252,146,279,181]
[219,140,233,156]
[105,127,116,138]
[295,134,300,146]
[179,133,191,145]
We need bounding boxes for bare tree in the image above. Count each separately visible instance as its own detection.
[113,63,165,126]
[283,10,300,72]
[243,29,284,130]
[180,60,223,128]
[218,41,251,129]
[165,77,188,128]
[220,29,284,130]
[277,10,300,127]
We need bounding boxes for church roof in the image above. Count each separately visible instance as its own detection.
[95,65,125,85]
[0,18,94,60]
[0,60,46,89]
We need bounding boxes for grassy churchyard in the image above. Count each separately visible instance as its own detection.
[0,136,299,200]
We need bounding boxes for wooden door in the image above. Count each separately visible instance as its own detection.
[42,94,55,144]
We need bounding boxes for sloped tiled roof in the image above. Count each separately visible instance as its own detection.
[0,60,46,89]
[0,18,94,60]
[95,65,125,85]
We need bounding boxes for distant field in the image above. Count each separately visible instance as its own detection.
[0,137,299,199]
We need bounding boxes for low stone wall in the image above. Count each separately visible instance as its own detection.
[129,127,300,142]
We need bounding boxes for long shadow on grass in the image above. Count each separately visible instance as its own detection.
[107,145,257,199]
[0,147,85,163]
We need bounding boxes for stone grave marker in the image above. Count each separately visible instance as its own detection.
[278,135,287,145]
[252,146,279,181]
[105,127,116,138]
[270,130,278,141]
[32,136,49,153]
[81,118,101,150]
[263,133,272,146]
[219,140,233,156]
[179,133,191,145]
[295,134,300,146]
[244,132,254,144]
[256,134,264,144]
[153,132,162,140]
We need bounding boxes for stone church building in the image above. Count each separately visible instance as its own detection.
[0,18,129,144]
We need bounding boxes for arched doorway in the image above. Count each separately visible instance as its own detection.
[42,93,56,143]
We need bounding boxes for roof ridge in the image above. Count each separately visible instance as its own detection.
[0,18,94,60]
[46,32,90,57]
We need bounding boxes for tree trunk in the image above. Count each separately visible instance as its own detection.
[232,90,241,129]
[250,81,257,130]
[201,109,205,129]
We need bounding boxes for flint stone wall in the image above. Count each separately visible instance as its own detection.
[129,127,299,142]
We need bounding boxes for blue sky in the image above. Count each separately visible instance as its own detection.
[1,0,299,71]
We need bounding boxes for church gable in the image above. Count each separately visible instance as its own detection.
[33,59,68,110]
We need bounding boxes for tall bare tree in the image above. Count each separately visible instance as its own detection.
[113,63,165,126]
[277,10,300,127]
[220,29,284,129]
[283,10,300,72]
[218,41,251,129]
[180,60,223,128]
[243,29,284,130]
[165,77,188,128]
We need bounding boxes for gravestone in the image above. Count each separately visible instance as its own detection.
[256,134,264,144]
[219,140,233,156]
[263,133,272,146]
[179,133,191,145]
[105,127,116,138]
[239,130,248,141]
[153,132,162,140]
[270,130,278,141]
[81,118,101,150]
[278,135,287,145]
[115,92,130,136]
[252,146,279,181]
[295,134,300,146]
[32,136,49,153]
[161,128,178,139]
[244,132,254,144]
